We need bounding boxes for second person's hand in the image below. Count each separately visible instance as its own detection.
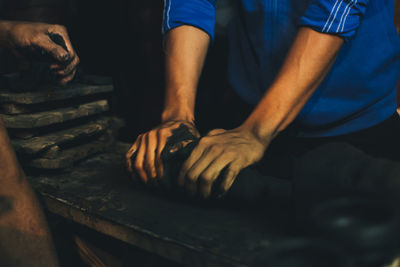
[5,21,79,85]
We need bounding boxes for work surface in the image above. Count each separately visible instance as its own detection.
[28,143,293,267]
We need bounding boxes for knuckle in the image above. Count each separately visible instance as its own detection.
[134,160,143,170]
[186,172,197,183]
[54,24,66,31]
[31,35,41,45]
[199,137,209,145]
[159,128,169,136]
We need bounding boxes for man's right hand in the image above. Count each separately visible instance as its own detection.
[126,120,200,184]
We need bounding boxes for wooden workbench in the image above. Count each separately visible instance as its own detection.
[28,143,292,267]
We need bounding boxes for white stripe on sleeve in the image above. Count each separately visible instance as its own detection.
[166,0,172,30]
[322,0,340,32]
[336,0,354,32]
[340,0,358,32]
[326,0,344,32]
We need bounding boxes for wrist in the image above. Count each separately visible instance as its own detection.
[240,116,279,146]
[161,107,195,124]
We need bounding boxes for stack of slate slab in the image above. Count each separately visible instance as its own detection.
[0,76,122,171]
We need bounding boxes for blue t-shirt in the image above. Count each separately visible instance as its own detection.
[162,0,400,137]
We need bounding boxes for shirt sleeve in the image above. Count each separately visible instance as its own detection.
[162,0,217,40]
[299,0,369,41]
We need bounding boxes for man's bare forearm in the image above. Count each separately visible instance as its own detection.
[0,118,59,267]
[126,26,210,182]
[162,25,210,123]
[242,27,344,141]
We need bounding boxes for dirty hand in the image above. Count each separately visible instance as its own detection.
[126,120,200,184]
[6,22,79,85]
[178,126,270,199]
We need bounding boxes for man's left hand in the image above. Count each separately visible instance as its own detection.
[178,127,270,199]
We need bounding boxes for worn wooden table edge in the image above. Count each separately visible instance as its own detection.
[40,193,247,267]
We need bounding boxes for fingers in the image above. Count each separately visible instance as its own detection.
[198,154,236,198]
[144,131,158,181]
[126,128,172,185]
[178,137,227,197]
[219,162,240,196]
[134,134,148,183]
[46,25,79,84]
[183,148,222,196]
[46,25,77,63]
[126,145,136,174]
[52,54,80,77]
[153,123,190,179]
[39,25,79,84]
[51,55,79,85]
[178,141,207,187]
[125,134,148,183]
[155,130,168,178]
[35,35,70,63]
[127,121,199,186]
[50,25,77,63]
[58,68,77,85]
[125,134,142,176]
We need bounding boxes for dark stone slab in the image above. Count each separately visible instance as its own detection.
[29,144,291,267]
[12,131,35,140]
[29,134,111,169]
[0,92,112,115]
[2,100,109,129]
[0,84,113,105]
[11,117,111,155]
[0,103,31,114]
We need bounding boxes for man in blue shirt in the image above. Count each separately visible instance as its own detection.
[127,0,400,199]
